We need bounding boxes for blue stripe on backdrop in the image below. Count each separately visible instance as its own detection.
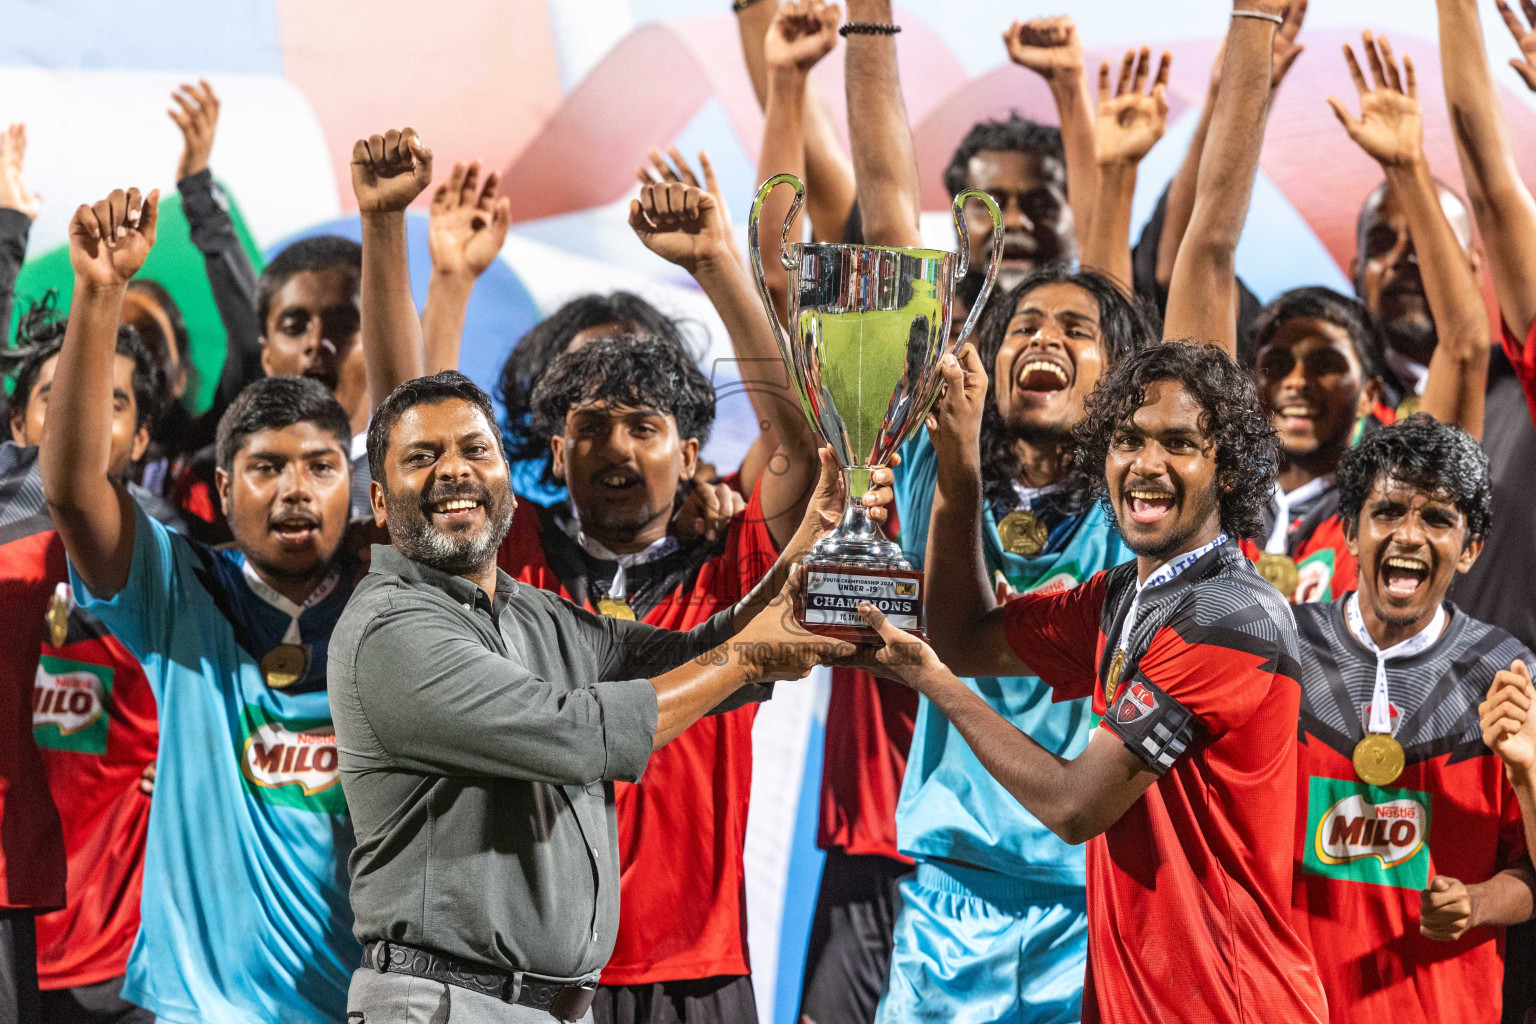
[773,714,827,1024]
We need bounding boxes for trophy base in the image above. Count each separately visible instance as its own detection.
[795,559,925,645]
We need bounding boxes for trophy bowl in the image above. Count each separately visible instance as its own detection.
[748,173,1003,642]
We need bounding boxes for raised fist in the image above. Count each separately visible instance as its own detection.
[429,160,511,279]
[69,188,159,289]
[763,0,841,75]
[351,128,433,215]
[1003,16,1085,83]
[628,181,733,275]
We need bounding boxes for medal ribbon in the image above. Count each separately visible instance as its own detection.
[1113,533,1230,660]
[1010,480,1063,511]
[241,560,342,644]
[1263,475,1334,554]
[1343,593,1446,735]
[555,506,680,605]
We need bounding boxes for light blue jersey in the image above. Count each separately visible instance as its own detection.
[70,501,359,1024]
[893,431,1135,882]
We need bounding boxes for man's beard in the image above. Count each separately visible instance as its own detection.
[1380,314,1437,368]
[581,499,666,548]
[1114,483,1223,562]
[386,482,515,575]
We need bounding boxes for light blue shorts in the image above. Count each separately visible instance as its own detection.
[874,860,1087,1024]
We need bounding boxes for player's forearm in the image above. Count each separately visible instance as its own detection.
[1051,73,1101,244]
[1437,0,1536,340]
[421,270,474,375]
[1386,158,1490,437]
[802,87,857,244]
[736,0,779,108]
[1511,766,1536,881]
[1469,863,1536,928]
[41,282,126,507]
[359,211,427,406]
[1164,12,1277,353]
[1155,84,1218,290]
[924,456,1005,675]
[1083,159,1139,294]
[845,0,922,248]
[758,65,810,322]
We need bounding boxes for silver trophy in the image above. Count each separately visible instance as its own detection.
[748,173,1003,640]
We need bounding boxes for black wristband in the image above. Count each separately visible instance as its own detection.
[839,21,901,37]
[731,0,764,12]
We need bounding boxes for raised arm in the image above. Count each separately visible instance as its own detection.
[756,0,840,323]
[40,188,158,599]
[1329,34,1488,437]
[1439,0,1536,342]
[351,128,432,401]
[1482,660,1536,914]
[630,181,819,546]
[1154,1,1305,291]
[844,0,921,247]
[1163,0,1286,353]
[169,81,264,423]
[0,124,39,341]
[1004,16,1099,244]
[421,160,511,374]
[921,345,1034,678]
[1083,48,1171,292]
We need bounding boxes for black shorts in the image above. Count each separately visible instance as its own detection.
[0,909,40,1024]
[40,975,154,1024]
[798,849,912,1024]
[1506,920,1536,1024]
[592,974,755,1024]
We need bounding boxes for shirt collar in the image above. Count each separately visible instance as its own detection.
[351,430,369,463]
[369,544,513,610]
[1383,348,1430,396]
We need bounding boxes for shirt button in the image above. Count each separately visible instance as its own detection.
[591,928,599,942]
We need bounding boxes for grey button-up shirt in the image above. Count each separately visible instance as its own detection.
[328,544,734,981]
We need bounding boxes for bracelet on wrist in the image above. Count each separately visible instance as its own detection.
[1231,9,1284,24]
[840,21,901,37]
[731,0,763,12]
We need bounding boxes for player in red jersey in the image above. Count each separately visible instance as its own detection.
[1291,415,1535,1023]
[2,308,174,1024]
[858,341,1326,1024]
[1240,32,1489,607]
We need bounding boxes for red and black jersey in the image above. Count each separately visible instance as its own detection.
[1292,598,1531,1024]
[0,442,177,990]
[1239,484,1357,605]
[496,488,779,985]
[1002,540,1326,1024]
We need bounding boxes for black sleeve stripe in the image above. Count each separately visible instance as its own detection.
[1103,671,1197,775]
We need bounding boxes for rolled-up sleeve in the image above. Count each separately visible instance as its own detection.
[351,595,658,786]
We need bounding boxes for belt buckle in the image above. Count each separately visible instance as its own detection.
[500,971,522,1005]
[372,941,391,974]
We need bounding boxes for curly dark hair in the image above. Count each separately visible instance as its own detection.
[497,292,702,468]
[1247,286,1385,384]
[1336,413,1492,544]
[973,264,1159,508]
[3,296,165,436]
[942,113,1065,198]
[530,335,715,452]
[1071,341,1278,540]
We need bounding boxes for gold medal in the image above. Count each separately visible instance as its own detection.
[998,509,1049,558]
[597,596,637,621]
[46,587,69,649]
[1256,552,1300,599]
[1396,394,1420,420]
[260,643,308,689]
[1352,733,1405,786]
[1104,649,1127,705]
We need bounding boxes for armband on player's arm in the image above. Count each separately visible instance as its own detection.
[1103,672,1198,775]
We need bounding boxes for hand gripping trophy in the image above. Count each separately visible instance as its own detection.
[748,173,1002,641]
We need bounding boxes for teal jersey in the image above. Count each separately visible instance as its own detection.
[893,432,1135,883]
[69,501,358,1024]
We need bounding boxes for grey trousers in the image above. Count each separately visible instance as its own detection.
[348,968,595,1024]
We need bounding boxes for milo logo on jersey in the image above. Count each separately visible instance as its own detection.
[239,704,345,813]
[1302,776,1432,889]
[33,655,113,755]
[1293,550,1336,604]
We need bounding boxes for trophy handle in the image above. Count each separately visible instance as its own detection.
[949,189,1004,348]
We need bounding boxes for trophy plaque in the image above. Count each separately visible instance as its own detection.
[748,173,1003,642]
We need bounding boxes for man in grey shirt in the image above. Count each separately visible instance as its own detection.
[330,371,874,1023]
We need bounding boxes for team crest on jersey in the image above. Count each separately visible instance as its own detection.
[33,655,113,754]
[1302,776,1431,889]
[1293,550,1335,604]
[239,704,345,813]
[1115,681,1158,724]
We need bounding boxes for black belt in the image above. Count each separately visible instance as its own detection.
[363,940,599,1022]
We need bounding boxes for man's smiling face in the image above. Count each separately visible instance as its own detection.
[1104,379,1225,562]
[993,282,1106,445]
[1348,475,1480,631]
